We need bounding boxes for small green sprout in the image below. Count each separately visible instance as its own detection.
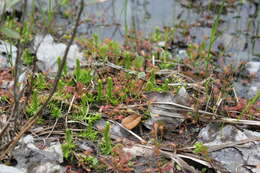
[193,142,208,156]
[100,121,112,155]
[26,91,40,116]
[74,59,92,85]
[62,129,75,160]
[49,103,62,118]
[106,77,113,99]
[97,79,103,101]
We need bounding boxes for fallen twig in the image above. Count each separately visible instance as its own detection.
[153,101,260,126]
[206,136,260,152]
[109,120,146,144]
[0,0,85,159]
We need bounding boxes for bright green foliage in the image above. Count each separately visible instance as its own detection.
[34,73,47,90]
[74,59,92,85]
[109,41,121,56]
[84,93,96,103]
[193,142,208,156]
[59,0,69,6]
[97,79,103,101]
[123,51,132,69]
[150,27,175,43]
[26,91,40,116]
[100,121,112,155]
[99,44,110,59]
[99,40,121,61]
[49,103,62,118]
[80,126,99,141]
[62,129,75,160]
[146,70,167,91]
[21,21,32,43]
[150,27,162,42]
[22,49,34,65]
[84,156,99,168]
[57,56,68,76]
[133,56,144,69]
[106,77,113,99]
[158,50,175,69]
[92,34,100,47]
[79,113,101,141]
[105,77,119,105]
[74,94,89,121]
[76,95,101,140]
[241,90,260,116]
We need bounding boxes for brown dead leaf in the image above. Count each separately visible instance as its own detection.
[121,114,141,130]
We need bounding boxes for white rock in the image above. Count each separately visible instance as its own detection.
[246,61,260,74]
[34,34,84,74]
[0,40,17,68]
[0,165,25,173]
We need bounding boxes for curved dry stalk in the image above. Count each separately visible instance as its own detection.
[0,0,28,148]
[0,0,85,159]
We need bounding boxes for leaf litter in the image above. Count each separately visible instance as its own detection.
[0,1,260,173]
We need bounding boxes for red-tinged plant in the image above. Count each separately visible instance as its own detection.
[224,98,247,112]
[100,145,134,173]
[64,82,87,99]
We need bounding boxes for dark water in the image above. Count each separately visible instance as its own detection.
[52,0,260,98]
[29,0,258,62]
[73,0,259,62]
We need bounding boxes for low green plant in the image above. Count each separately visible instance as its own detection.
[74,59,92,85]
[100,121,112,155]
[99,40,121,62]
[0,95,9,103]
[79,113,101,141]
[26,91,40,116]
[22,49,34,65]
[57,56,68,76]
[241,91,260,117]
[145,70,156,91]
[150,27,162,42]
[193,142,208,156]
[59,0,69,6]
[49,102,62,118]
[133,56,145,69]
[74,94,89,121]
[97,79,103,101]
[123,51,132,69]
[99,43,109,60]
[21,21,33,43]
[92,34,101,48]
[206,1,225,70]
[106,77,113,99]
[62,129,76,160]
[34,73,47,90]
[158,49,177,69]
[84,156,99,168]
[105,77,119,105]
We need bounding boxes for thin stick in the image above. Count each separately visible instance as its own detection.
[45,118,59,139]
[153,101,218,117]
[0,0,84,159]
[109,120,146,144]
[0,0,28,141]
[233,87,239,104]
[153,101,260,126]
[207,136,260,152]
